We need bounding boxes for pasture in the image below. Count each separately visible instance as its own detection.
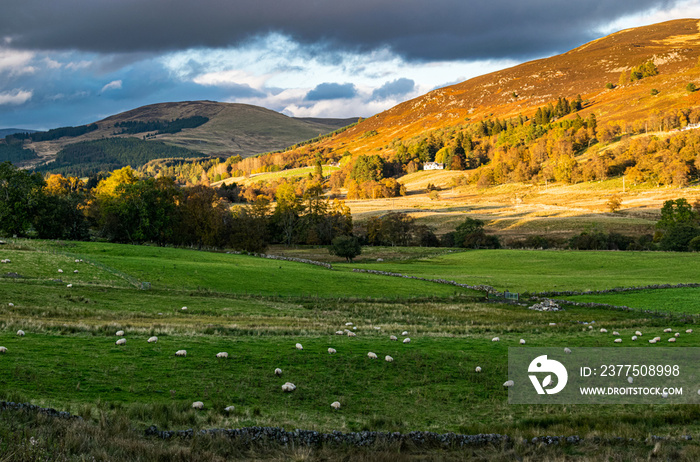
[1,240,700,460]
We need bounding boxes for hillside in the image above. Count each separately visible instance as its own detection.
[20,101,357,167]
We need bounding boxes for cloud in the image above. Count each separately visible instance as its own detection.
[193,69,271,89]
[305,83,357,101]
[0,0,681,61]
[0,89,32,105]
[0,48,35,74]
[371,78,415,100]
[101,80,122,92]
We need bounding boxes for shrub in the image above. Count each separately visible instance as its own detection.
[650,88,659,95]
[687,83,697,93]
[605,83,614,89]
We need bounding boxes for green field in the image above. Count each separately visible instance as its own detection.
[341,249,700,293]
[2,240,700,459]
[565,287,700,313]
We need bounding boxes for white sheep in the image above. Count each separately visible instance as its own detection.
[649,339,657,344]
[335,331,344,335]
[345,322,353,326]
[385,355,393,362]
[588,326,593,329]
[224,405,235,412]
[66,284,72,288]
[403,338,410,344]
[331,401,341,410]
[600,328,608,333]
[654,337,661,341]
[216,352,229,358]
[328,348,336,354]
[635,331,643,336]
[668,338,676,343]
[275,368,282,376]
[8,303,13,307]
[519,339,526,345]
[175,349,187,357]
[632,336,637,341]
[686,329,693,334]
[492,337,500,342]
[390,335,397,341]
[675,333,680,338]
[374,326,381,330]
[401,331,408,336]
[282,382,296,392]
[73,270,78,273]
[353,327,357,330]
[475,366,482,372]
[612,331,620,336]
[147,336,158,343]
[628,376,634,384]
[115,330,124,336]
[564,348,572,354]
[58,269,63,273]
[181,306,187,311]
[503,380,514,387]
[0,346,6,353]
[75,259,80,263]
[664,328,672,333]
[348,332,356,337]
[662,392,669,398]
[115,338,126,346]
[614,339,622,343]
[367,352,377,359]
[295,343,303,350]
[16,330,24,336]
[192,401,204,409]
[549,323,556,326]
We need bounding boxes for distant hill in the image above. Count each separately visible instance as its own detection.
[20,101,358,168]
[0,128,37,138]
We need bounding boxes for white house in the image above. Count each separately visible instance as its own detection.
[423,162,444,170]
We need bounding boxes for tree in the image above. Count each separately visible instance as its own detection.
[687,83,697,93]
[0,162,45,237]
[656,198,700,251]
[328,235,361,262]
[607,194,622,213]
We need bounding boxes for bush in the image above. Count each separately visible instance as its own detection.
[328,235,362,262]
[687,83,697,93]
[605,83,614,89]
[650,88,659,95]
[689,236,700,252]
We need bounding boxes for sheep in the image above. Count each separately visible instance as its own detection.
[345,322,353,326]
[175,350,187,357]
[549,323,556,326]
[390,335,397,341]
[147,336,158,343]
[66,284,72,288]
[181,306,187,311]
[588,326,593,329]
[115,330,124,336]
[353,326,357,330]
[564,348,572,354]
[503,380,514,387]
[649,339,657,344]
[612,331,620,336]
[654,337,661,341]
[216,352,229,358]
[600,328,608,333]
[75,259,80,263]
[385,355,393,362]
[492,337,500,342]
[632,336,637,341]
[662,392,669,398]
[628,376,634,384]
[8,303,13,307]
[224,405,235,412]
[348,332,356,337]
[664,328,672,333]
[475,366,482,372]
[335,331,344,335]
[282,382,296,392]
[295,343,303,350]
[635,331,643,336]
[16,330,24,336]
[331,401,341,410]
[192,401,204,409]
[668,338,676,343]
[614,339,622,343]
[675,333,680,337]
[374,326,381,330]
[116,338,126,346]
[519,339,526,345]
[367,352,377,359]
[686,329,693,334]
[58,269,63,273]
[0,347,6,353]
[401,331,408,336]
[275,368,282,376]
[73,270,78,273]
[328,348,336,354]
[403,338,410,344]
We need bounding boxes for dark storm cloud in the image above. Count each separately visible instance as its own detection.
[305,83,357,101]
[1,0,679,61]
[372,78,415,100]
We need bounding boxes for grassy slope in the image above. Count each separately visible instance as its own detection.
[566,287,700,313]
[339,249,700,293]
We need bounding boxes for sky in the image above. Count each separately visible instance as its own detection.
[0,0,699,130]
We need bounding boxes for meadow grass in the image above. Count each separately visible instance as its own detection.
[565,287,700,314]
[340,249,700,293]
